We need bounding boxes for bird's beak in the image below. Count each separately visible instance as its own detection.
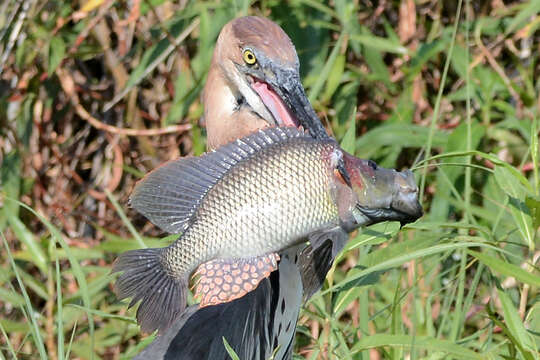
[270,68,329,140]
[237,63,329,140]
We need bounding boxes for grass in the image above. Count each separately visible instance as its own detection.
[1,0,539,359]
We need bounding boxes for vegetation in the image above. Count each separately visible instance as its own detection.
[1,0,539,358]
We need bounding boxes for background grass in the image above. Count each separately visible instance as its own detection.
[1,0,539,359]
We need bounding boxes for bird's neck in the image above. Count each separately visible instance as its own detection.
[203,64,268,151]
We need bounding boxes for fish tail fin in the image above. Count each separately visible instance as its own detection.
[113,248,188,334]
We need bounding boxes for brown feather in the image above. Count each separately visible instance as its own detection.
[231,16,298,66]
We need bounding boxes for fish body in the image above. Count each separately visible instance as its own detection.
[161,135,339,277]
[114,127,422,333]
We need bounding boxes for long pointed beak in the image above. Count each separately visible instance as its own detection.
[271,69,329,140]
[236,60,328,140]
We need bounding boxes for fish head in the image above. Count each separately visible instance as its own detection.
[333,151,423,230]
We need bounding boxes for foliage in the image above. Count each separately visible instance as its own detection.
[1,0,539,359]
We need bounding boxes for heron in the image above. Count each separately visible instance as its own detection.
[133,16,421,359]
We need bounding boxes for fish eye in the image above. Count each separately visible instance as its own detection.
[243,49,257,65]
[368,160,378,170]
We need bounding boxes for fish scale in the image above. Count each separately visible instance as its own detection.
[172,139,338,266]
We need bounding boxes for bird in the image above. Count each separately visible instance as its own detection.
[133,16,421,359]
[134,16,330,359]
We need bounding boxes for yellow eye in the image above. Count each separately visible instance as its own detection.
[243,49,257,65]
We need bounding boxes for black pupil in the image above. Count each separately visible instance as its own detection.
[248,54,253,59]
[368,160,377,170]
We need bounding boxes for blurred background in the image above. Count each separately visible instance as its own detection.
[0,0,539,359]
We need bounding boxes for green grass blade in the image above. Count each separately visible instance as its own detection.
[0,318,18,359]
[468,250,540,287]
[340,106,356,154]
[1,231,48,359]
[105,189,147,249]
[327,241,494,294]
[420,0,463,200]
[55,256,64,360]
[497,289,537,359]
[6,215,47,273]
[308,31,345,103]
[350,334,485,359]
[222,336,240,360]
[4,198,95,359]
[64,320,77,360]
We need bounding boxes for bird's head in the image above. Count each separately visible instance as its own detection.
[204,16,327,149]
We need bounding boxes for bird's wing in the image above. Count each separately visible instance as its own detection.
[134,247,305,360]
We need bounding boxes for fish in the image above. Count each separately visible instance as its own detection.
[113,126,422,333]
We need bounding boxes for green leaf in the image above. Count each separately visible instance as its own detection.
[308,31,346,103]
[407,37,450,78]
[0,287,25,307]
[7,215,48,273]
[349,33,408,55]
[222,336,240,360]
[333,82,359,139]
[525,195,540,230]
[494,166,534,249]
[338,221,401,259]
[497,289,537,358]
[327,239,492,294]
[1,151,21,220]
[361,31,392,87]
[430,121,485,222]
[1,232,48,359]
[66,304,136,323]
[9,198,95,355]
[333,285,365,316]
[340,107,356,154]
[322,53,345,101]
[505,0,540,35]
[355,124,447,158]
[494,166,529,199]
[48,36,66,75]
[468,250,540,287]
[530,119,539,196]
[350,334,485,359]
[105,190,147,249]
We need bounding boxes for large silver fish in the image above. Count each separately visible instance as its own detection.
[113,127,422,333]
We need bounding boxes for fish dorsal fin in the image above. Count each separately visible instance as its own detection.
[130,126,308,233]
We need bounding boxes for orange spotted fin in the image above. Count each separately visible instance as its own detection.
[193,254,280,307]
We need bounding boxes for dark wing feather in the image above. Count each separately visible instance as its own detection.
[133,273,279,360]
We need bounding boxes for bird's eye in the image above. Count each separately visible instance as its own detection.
[243,49,257,65]
[368,160,378,170]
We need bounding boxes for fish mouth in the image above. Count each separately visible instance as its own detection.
[356,171,423,226]
[237,63,329,140]
[346,157,423,227]
[356,203,423,227]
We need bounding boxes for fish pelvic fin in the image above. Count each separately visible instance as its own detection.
[193,253,280,307]
[113,248,188,334]
[129,126,311,234]
[300,227,348,301]
[308,227,348,258]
